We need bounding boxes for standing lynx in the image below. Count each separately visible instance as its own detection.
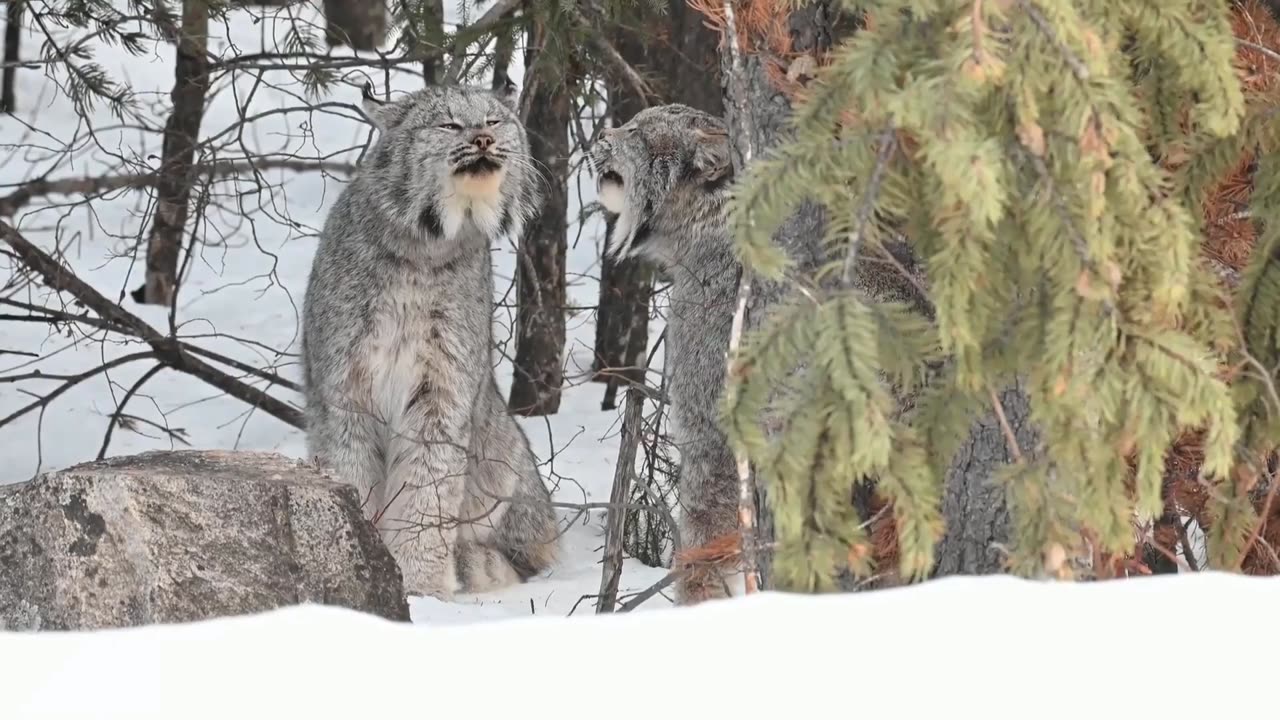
[588,104,740,604]
[301,82,558,600]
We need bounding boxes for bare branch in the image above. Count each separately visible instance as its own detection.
[0,219,304,429]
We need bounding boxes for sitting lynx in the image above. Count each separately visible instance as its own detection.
[588,104,741,604]
[301,82,558,600]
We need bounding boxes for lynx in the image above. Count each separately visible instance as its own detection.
[301,82,558,600]
[589,104,741,603]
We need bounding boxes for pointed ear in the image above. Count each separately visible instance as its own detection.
[360,81,405,131]
[492,75,520,111]
[689,125,731,183]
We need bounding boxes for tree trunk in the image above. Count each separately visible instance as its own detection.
[323,0,387,51]
[934,384,1035,575]
[591,0,723,410]
[133,0,210,306]
[592,220,652,411]
[508,21,569,416]
[719,1,852,591]
[659,0,724,112]
[2,0,21,114]
[591,20,652,410]
[489,23,515,91]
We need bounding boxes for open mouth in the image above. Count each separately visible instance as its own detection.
[600,169,624,187]
[454,156,503,176]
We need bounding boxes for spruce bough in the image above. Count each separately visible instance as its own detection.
[722,0,1280,590]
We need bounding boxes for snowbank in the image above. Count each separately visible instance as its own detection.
[2,573,1274,718]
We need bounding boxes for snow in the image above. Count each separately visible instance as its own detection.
[3,572,1278,718]
[1,0,669,623]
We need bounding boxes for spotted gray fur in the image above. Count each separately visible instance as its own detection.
[588,104,740,604]
[301,82,558,600]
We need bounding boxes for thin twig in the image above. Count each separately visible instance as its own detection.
[617,570,681,612]
[988,386,1025,463]
[840,124,896,287]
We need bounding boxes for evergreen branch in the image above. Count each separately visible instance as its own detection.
[840,123,896,287]
[572,1,655,104]
[441,0,524,84]
[1018,0,1089,81]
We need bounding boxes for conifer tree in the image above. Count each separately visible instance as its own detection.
[721,0,1280,590]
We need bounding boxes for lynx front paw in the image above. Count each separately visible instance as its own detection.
[399,553,459,602]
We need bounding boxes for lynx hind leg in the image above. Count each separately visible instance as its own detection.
[489,414,559,580]
[378,421,470,601]
[454,542,524,593]
[674,448,741,605]
[461,408,558,591]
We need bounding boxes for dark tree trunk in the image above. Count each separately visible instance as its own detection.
[323,0,387,51]
[658,0,724,112]
[591,0,723,410]
[489,23,514,91]
[2,0,21,114]
[934,384,1035,575]
[720,0,852,591]
[591,21,652,410]
[592,219,652,411]
[507,21,570,416]
[133,0,210,306]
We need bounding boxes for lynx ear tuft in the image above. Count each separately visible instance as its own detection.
[360,82,406,131]
[492,75,520,111]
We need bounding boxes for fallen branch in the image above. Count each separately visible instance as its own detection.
[0,219,305,429]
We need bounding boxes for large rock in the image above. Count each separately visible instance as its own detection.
[0,450,409,630]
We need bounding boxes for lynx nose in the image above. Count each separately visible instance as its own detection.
[471,132,496,153]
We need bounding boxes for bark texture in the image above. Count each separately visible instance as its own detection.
[934,385,1035,575]
[720,1,846,590]
[135,0,210,306]
[323,0,387,51]
[2,0,20,114]
[508,21,570,416]
[0,450,410,631]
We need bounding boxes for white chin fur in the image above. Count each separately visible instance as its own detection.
[450,166,506,205]
[442,167,508,239]
[599,179,625,214]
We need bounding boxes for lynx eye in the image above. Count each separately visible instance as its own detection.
[485,119,501,127]
[438,122,462,131]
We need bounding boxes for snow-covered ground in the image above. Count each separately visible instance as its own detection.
[4,572,1279,718]
[1,0,669,623]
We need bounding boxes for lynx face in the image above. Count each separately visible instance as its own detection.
[360,82,536,242]
[588,104,731,259]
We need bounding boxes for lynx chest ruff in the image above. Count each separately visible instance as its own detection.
[356,254,489,435]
